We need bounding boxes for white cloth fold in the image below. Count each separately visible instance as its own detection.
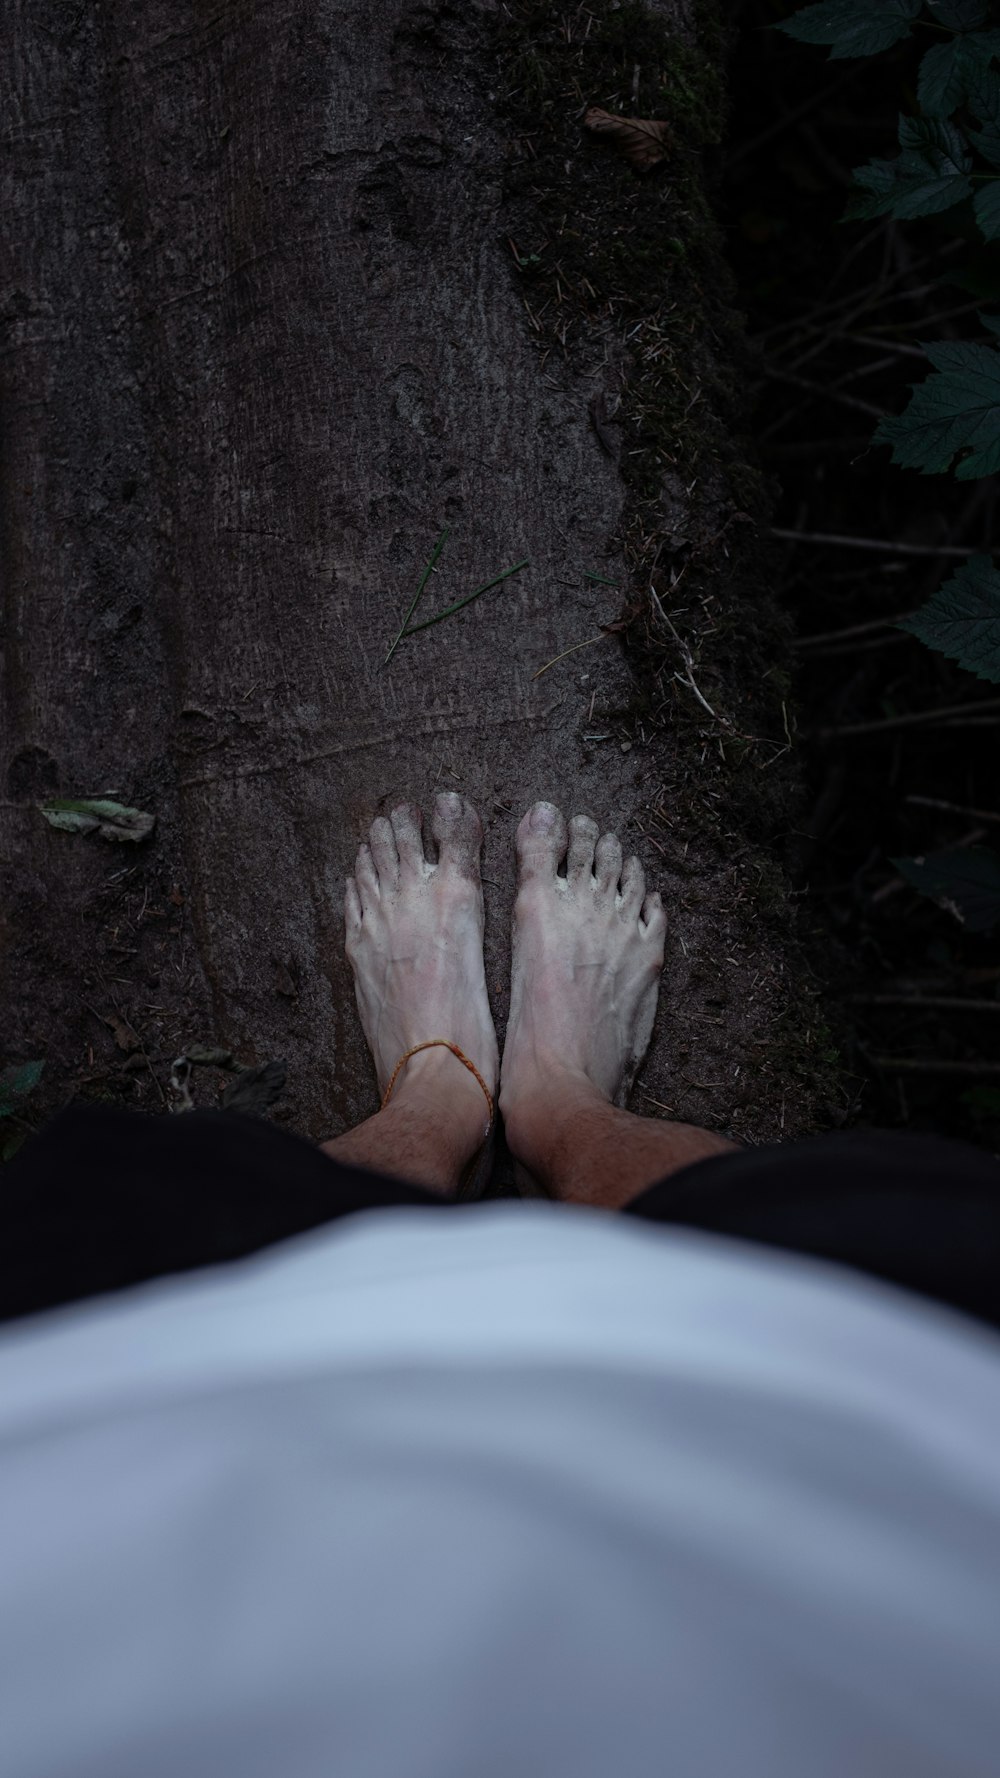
[1,1203,998,1778]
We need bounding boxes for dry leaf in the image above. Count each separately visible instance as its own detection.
[582,106,670,175]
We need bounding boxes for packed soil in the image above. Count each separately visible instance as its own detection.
[2,0,845,1183]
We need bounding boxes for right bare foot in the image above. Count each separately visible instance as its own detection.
[499,801,667,1152]
[344,794,498,1159]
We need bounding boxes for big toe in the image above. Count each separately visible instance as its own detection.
[431,791,483,878]
[516,800,568,883]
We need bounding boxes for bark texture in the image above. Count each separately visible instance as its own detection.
[2,0,837,1168]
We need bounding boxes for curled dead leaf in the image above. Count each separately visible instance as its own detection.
[582,106,670,176]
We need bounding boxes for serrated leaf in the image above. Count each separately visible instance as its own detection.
[974,178,1000,238]
[776,0,921,59]
[893,848,1000,932]
[967,62,1000,165]
[847,115,974,221]
[0,1060,44,1119]
[897,554,1000,681]
[929,0,989,28]
[874,339,1000,478]
[38,798,155,843]
[918,32,1000,118]
[221,1058,287,1116]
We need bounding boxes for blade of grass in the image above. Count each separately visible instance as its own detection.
[582,571,620,587]
[384,526,449,666]
[402,558,529,637]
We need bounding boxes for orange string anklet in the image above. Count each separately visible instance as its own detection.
[381,1038,494,1128]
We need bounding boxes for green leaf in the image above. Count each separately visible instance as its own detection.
[847,115,974,221]
[776,0,921,59]
[929,0,989,27]
[38,798,155,843]
[897,554,1000,681]
[1,1130,28,1163]
[0,1060,44,1119]
[967,62,1000,166]
[892,848,1000,932]
[981,309,1000,334]
[960,1086,1000,1115]
[974,178,1000,239]
[917,31,1000,118]
[874,339,1000,478]
[38,798,154,843]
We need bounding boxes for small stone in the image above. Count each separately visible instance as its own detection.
[620,741,632,753]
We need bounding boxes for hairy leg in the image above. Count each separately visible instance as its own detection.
[500,802,737,1210]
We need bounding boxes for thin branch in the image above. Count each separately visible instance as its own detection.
[794,611,919,647]
[905,795,1000,826]
[531,633,608,681]
[815,697,1000,740]
[868,1057,1000,1078]
[761,366,884,419]
[773,528,977,559]
[845,994,1000,1013]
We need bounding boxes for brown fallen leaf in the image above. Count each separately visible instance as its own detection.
[582,106,670,175]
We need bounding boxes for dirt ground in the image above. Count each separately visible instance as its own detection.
[1,0,844,1182]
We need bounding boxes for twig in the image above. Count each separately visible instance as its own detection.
[868,1057,1000,1078]
[800,632,912,660]
[794,611,916,647]
[773,528,977,559]
[905,795,1000,826]
[531,634,608,681]
[845,994,1000,1013]
[760,365,883,419]
[814,697,1000,740]
[648,585,728,727]
[403,558,529,636]
[384,526,449,666]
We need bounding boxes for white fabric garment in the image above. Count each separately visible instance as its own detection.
[1,1201,999,1778]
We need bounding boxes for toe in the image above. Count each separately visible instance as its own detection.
[567,814,599,884]
[390,802,427,877]
[516,800,569,884]
[595,831,623,894]
[344,877,363,946]
[431,791,483,879]
[640,889,667,952]
[355,844,380,916]
[369,816,399,891]
[619,854,646,915]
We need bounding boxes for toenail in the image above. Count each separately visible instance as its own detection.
[437,791,462,814]
[530,803,556,832]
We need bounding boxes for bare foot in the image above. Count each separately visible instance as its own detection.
[499,802,667,1139]
[345,794,499,1151]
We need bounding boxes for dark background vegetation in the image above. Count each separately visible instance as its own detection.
[722,0,1000,1148]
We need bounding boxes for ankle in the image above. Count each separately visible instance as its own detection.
[392,1046,494,1147]
[500,1062,608,1177]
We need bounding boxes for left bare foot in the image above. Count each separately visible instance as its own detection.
[345,794,499,1149]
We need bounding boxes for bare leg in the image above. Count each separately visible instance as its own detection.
[323,794,499,1196]
[499,802,737,1211]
